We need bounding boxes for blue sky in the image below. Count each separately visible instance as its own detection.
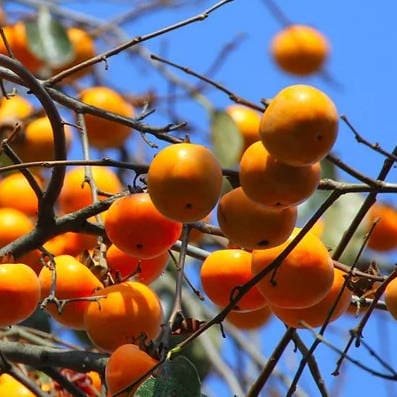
[8,0,397,396]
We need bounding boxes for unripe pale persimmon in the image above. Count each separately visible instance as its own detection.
[105,193,182,259]
[147,143,223,223]
[240,141,321,208]
[200,249,267,311]
[260,85,338,166]
[106,344,158,397]
[217,187,296,250]
[366,203,397,252]
[39,255,103,330]
[0,263,41,326]
[226,105,261,151]
[271,268,352,327]
[80,86,134,149]
[271,24,329,76]
[84,281,163,352]
[252,228,334,309]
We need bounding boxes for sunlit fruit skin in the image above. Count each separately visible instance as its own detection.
[0,173,42,216]
[271,24,329,76]
[39,255,103,330]
[259,85,338,167]
[239,141,321,208]
[217,187,297,250]
[226,305,272,330]
[105,344,158,397]
[13,116,73,163]
[44,232,97,257]
[252,228,334,309]
[58,166,122,214]
[0,263,41,326]
[226,105,261,151]
[84,281,163,352]
[384,278,397,320]
[366,203,397,252]
[105,193,182,259]
[80,86,134,149]
[0,94,33,121]
[271,268,352,327]
[147,143,223,223]
[0,373,35,396]
[0,207,33,248]
[200,249,267,311]
[106,244,169,284]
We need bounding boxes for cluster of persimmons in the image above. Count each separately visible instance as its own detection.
[0,8,396,397]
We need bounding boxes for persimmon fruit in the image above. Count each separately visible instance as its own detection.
[105,193,182,259]
[0,207,33,248]
[259,84,338,166]
[240,141,321,208]
[251,228,334,309]
[384,278,397,320]
[271,268,352,327]
[200,249,267,311]
[80,86,134,149]
[271,24,329,76]
[217,187,296,250]
[226,305,272,330]
[84,281,163,352]
[0,374,35,397]
[226,104,261,151]
[39,255,103,330]
[366,203,397,252]
[105,344,158,397]
[106,244,169,284]
[147,143,223,223]
[0,263,41,326]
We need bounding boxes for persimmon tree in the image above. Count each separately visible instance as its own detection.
[0,1,396,397]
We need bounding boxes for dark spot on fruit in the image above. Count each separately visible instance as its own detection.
[316,134,323,141]
[136,243,143,249]
[185,203,193,209]
[275,202,282,207]
[257,240,269,247]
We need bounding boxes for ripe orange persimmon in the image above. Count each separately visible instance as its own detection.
[105,344,158,397]
[366,203,397,252]
[17,249,43,275]
[105,193,182,259]
[58,166,122,214]
[0,207,33,248]
[226,305,272,330]
[271,24,329,76]
[80,86,134,149]
[252,228,334,309]
[9,22,43,74]
[0,173,43,216]
[271,268,352,327]
[44,232,97,257]
[384,278,397,320]
[39,255,103,330]
[147,143,223,223]
[106,244,169,284]
[13,116,72,163]
[200,249,267,311]
[217,187,296,250]
[0,263,41,326]
[260,85,338,166]
[84,281,163,352]
[240,141,321,208]
[226,105,261,151]
[0,374,35,397]
[0,94,33,121]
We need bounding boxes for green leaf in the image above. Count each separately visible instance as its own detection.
[135,356,201,397]
[25,7,74,68]
[210,109,243,168]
